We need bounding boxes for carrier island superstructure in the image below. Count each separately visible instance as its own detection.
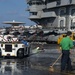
[26,0,75,32]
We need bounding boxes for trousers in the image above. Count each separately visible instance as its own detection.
[61,50,72,71]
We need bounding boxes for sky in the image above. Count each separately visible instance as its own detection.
[0,0,36,27]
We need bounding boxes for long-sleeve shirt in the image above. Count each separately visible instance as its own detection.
[60,36,74,50]
[21,40,29,46]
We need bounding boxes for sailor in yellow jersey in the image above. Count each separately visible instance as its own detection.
[57,34,66,51]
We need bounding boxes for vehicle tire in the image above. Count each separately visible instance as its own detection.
[17,48,24,58]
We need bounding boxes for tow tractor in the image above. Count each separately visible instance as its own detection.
[0,35,30,58]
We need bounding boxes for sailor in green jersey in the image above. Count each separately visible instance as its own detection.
[60,31,74,72]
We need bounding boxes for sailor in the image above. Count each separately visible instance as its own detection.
[21,37,29,46]
[60,31,74,72]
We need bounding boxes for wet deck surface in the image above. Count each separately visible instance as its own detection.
[0,43,75,75]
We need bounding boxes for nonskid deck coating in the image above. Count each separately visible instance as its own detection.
[0,44,75,75]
